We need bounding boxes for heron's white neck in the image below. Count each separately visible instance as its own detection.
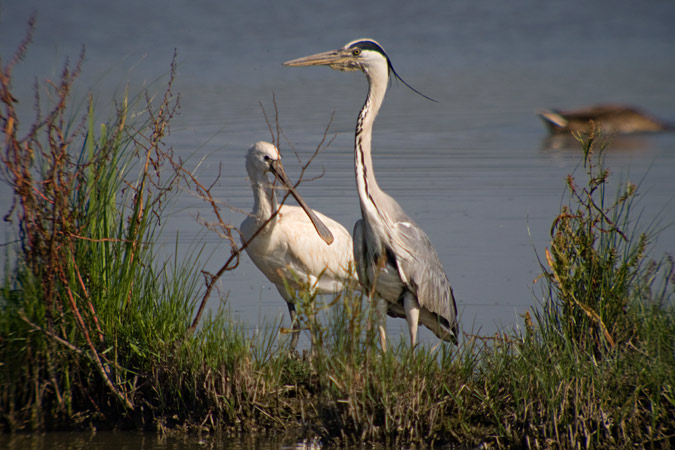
[354,64,388,210]
[249,170,278,223]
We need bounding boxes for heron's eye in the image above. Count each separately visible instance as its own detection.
[263,155,271,162]
[352,47,361,56]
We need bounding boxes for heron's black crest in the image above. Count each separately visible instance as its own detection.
[349,39,437,103]
[348,40,389,58]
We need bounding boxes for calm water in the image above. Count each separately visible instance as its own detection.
[2,1,674,349]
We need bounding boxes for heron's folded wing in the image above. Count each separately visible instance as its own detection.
[390,221,456,325]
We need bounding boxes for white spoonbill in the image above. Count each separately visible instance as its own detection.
[241,141,357,348]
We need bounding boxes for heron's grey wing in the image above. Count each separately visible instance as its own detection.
[390,220,458,335]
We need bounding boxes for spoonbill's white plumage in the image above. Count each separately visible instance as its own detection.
[241,141,357,348]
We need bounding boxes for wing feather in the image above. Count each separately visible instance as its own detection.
[275,206,356,292]
[387,212,457,337]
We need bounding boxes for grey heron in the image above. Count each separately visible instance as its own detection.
[284,39,459,348]
[241,141,357,349]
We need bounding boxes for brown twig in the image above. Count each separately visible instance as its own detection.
[185,99,336,333]
[60,266,135,409]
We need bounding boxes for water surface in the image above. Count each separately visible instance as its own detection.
[1,0,674,346]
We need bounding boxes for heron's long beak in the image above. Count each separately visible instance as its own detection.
[269,160,335,245]
[283,48,356,71]
[283,49,341,67]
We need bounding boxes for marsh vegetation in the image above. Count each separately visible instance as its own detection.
[1,24,673,449]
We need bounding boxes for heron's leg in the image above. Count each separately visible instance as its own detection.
[375,296,388,352]
[403,292,420,348]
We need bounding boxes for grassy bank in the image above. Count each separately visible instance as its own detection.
[2,26,674,448]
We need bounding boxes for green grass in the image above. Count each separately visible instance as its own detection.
[1,24,674,448]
